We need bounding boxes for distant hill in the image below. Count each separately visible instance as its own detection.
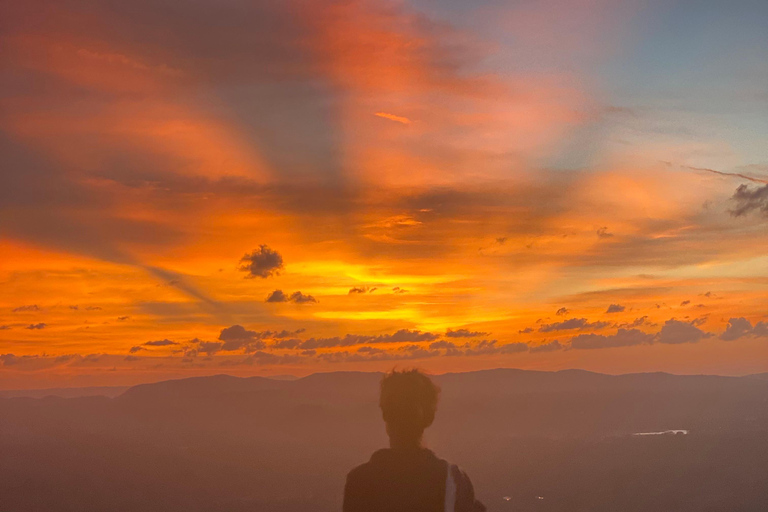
[2,368,768,512]
[0,385,129,399]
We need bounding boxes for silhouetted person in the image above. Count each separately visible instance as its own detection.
[343,369,486,512]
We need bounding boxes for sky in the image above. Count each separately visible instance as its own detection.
[1,0,767,388]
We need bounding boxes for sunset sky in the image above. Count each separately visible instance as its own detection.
[1,0,767,388]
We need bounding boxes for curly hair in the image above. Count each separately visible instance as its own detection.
[379,369,440,442]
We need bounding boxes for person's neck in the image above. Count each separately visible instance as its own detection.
[389,437,423,451]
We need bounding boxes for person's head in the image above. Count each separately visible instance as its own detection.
[379,368,440,448]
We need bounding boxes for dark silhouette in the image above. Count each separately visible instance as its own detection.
[343,369,486,512]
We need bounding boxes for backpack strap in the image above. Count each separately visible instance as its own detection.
[444,462,457,512]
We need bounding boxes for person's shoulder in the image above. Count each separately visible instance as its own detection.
[345,449,387,484]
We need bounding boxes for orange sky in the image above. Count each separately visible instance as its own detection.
[1,0,767,388]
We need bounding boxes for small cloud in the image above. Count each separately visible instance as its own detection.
[289,291,317,304]
[238,245,283,278]
[129,346,144,354]
[555,307,569,316]
[69,305,79,310]
[84,306,102,311]
[518,327,534,334]
[606,304,625,313]
[117,316,130,321]
[445,328,489,338]
[539,318,609,332]
[266,290,316,304]
[13,305,40,312]
[495,237,508,245]
[729,183,768,217]
[266,290,288,302]
[374,112,411,125]
[680,300,691,306]
[144,339,177,346]
[392,287,408,294]
[596,227,613,238]
[124,355,140,361]
[570,329,653,350]
[26,323,46,330]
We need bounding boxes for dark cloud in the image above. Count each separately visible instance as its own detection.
[198,341,224,356]
[606,304,625,313]
[218,325,267,351]
[529,340,563,353]
[392,287,408,294]
[556,307,569,316]
[680,300,691,306]
[273,328,305,338]
[144,339,177,346]
[570,328,654,350]
[445,328,488,338]
[239,245,283,278]
[298,329,438,349]
[25,323,46,330]
[539,318,609,332]
[273,338,303,349]
[657,319,710,344]
[124,355,140,362]
[617,316,650,328]
[266,290,288,302]
[266,290,317,303]
[12,305,40,312]
[85,306,102,311]
[219,325,259,341]
[518,327,534,334]
[429,340,458,350]
[129,346,145,354]
[289,291,317,304]
[117,316,130,321]
[596,227,613,238]
[721,318,768,341]
[730,184,768,217]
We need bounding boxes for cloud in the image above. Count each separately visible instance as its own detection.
[657,319,710,344]
[730,184,768,217]
[12,305,40,312]
[606,304,625,313]
[392,287,408,293]
[218,325,267,351]
[298,329,438,349]
[518,327,534,334]
[265,290,317,303]
[117,316,130,321]
[556,307,569,316]
[529,340,563,353]
[539,318,609,332]
[596,227,613,238]
[680,300,691,306]
[445,328,488,338]
[144,339,177,346]
[198,341,224,356]
[266,290,288,302]
[289,291,317,304]
[720,318,768,341]
[617,316,650,328]
[570,328,654,350]
[273,338,303,349]
[129,346,145,354]
[25,323,46,329]
[429,340,457,350]
[238,245,283,278]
